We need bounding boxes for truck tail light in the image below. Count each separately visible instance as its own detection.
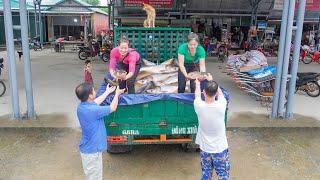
[108,136,128,143]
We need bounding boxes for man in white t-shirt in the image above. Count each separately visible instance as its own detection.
[194,73,230,180]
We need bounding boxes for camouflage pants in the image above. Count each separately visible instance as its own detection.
[200,149,230,180]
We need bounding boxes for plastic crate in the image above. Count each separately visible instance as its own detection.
[113,27,191,63]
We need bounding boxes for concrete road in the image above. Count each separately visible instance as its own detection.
[0,50,106,126]
[0,127,319,180]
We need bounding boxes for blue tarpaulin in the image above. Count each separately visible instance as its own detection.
[97,79,231,106]
[247,65,277,76]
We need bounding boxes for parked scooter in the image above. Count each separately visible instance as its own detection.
[301,49,320,64]
[100,40,113,62]
[78,41,110,62]
[0,58,6,97]
[216,42,228,62]
[30,36,41,51]
[299,45,320,64]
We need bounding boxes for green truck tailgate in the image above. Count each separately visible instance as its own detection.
[105,99,198,145]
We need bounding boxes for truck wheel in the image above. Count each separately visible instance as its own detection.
[181,143,199,152]
[107,145,133,154]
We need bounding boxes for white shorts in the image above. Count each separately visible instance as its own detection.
[80,152,103,180]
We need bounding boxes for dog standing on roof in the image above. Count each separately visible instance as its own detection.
[142,3,156,28]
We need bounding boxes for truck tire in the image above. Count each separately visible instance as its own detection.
[107,145,133,154]
[181,143,199,152]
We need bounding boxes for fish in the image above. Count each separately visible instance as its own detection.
[136,76,153,86]
[162,75,178,85]
[145,85,178,94]
[136,81,156,94]
[160,59,174,66]
[137,73,175,86]
[104,77,119,87]
[114,70,127,79]
[188,71,206,79]
[142,59,156,66]
[136,71,152,80]
[160,66,178,73]
[146,87,161,94]
[140,65,178,74]
[140,65,161,73]
[136,59,179,94]
[153,75,178,86]
[152,73,175,82]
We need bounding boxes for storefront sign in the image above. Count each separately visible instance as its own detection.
[299,0,320,10]
[273,0,320,10]
[258,22,267,29]
[123,0,173,8]
[273,0,284,10]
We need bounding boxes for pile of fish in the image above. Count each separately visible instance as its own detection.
[136,59,179,94]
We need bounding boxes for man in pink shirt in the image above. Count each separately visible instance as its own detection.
[109,36,141,94]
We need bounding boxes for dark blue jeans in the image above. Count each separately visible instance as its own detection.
[117,61,141,94]
[178,63,199,93]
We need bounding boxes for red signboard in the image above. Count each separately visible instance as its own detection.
[123,0,173,8]
[294,0,320,10]
[304,0,320,10]
[274,0,320,10]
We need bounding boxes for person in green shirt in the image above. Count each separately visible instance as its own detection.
[178,33,206,93]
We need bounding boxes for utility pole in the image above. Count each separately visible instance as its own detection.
[3,0,21,119]
[20,0,36,119]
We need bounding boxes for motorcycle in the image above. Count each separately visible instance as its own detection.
[100,41,112,62]
[295,72,320,97]
[78,42,111,62]
[30,36,41,51]
[249,39,258,50]
[257,44,278,57]
[301,50,320,64]
[0,58,6,97]
[0,58,4,76]
[217,42,228,62]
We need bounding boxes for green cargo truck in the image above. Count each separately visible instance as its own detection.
[103,27,228,153]
[102,93,229,153]
[104,96,199,153]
